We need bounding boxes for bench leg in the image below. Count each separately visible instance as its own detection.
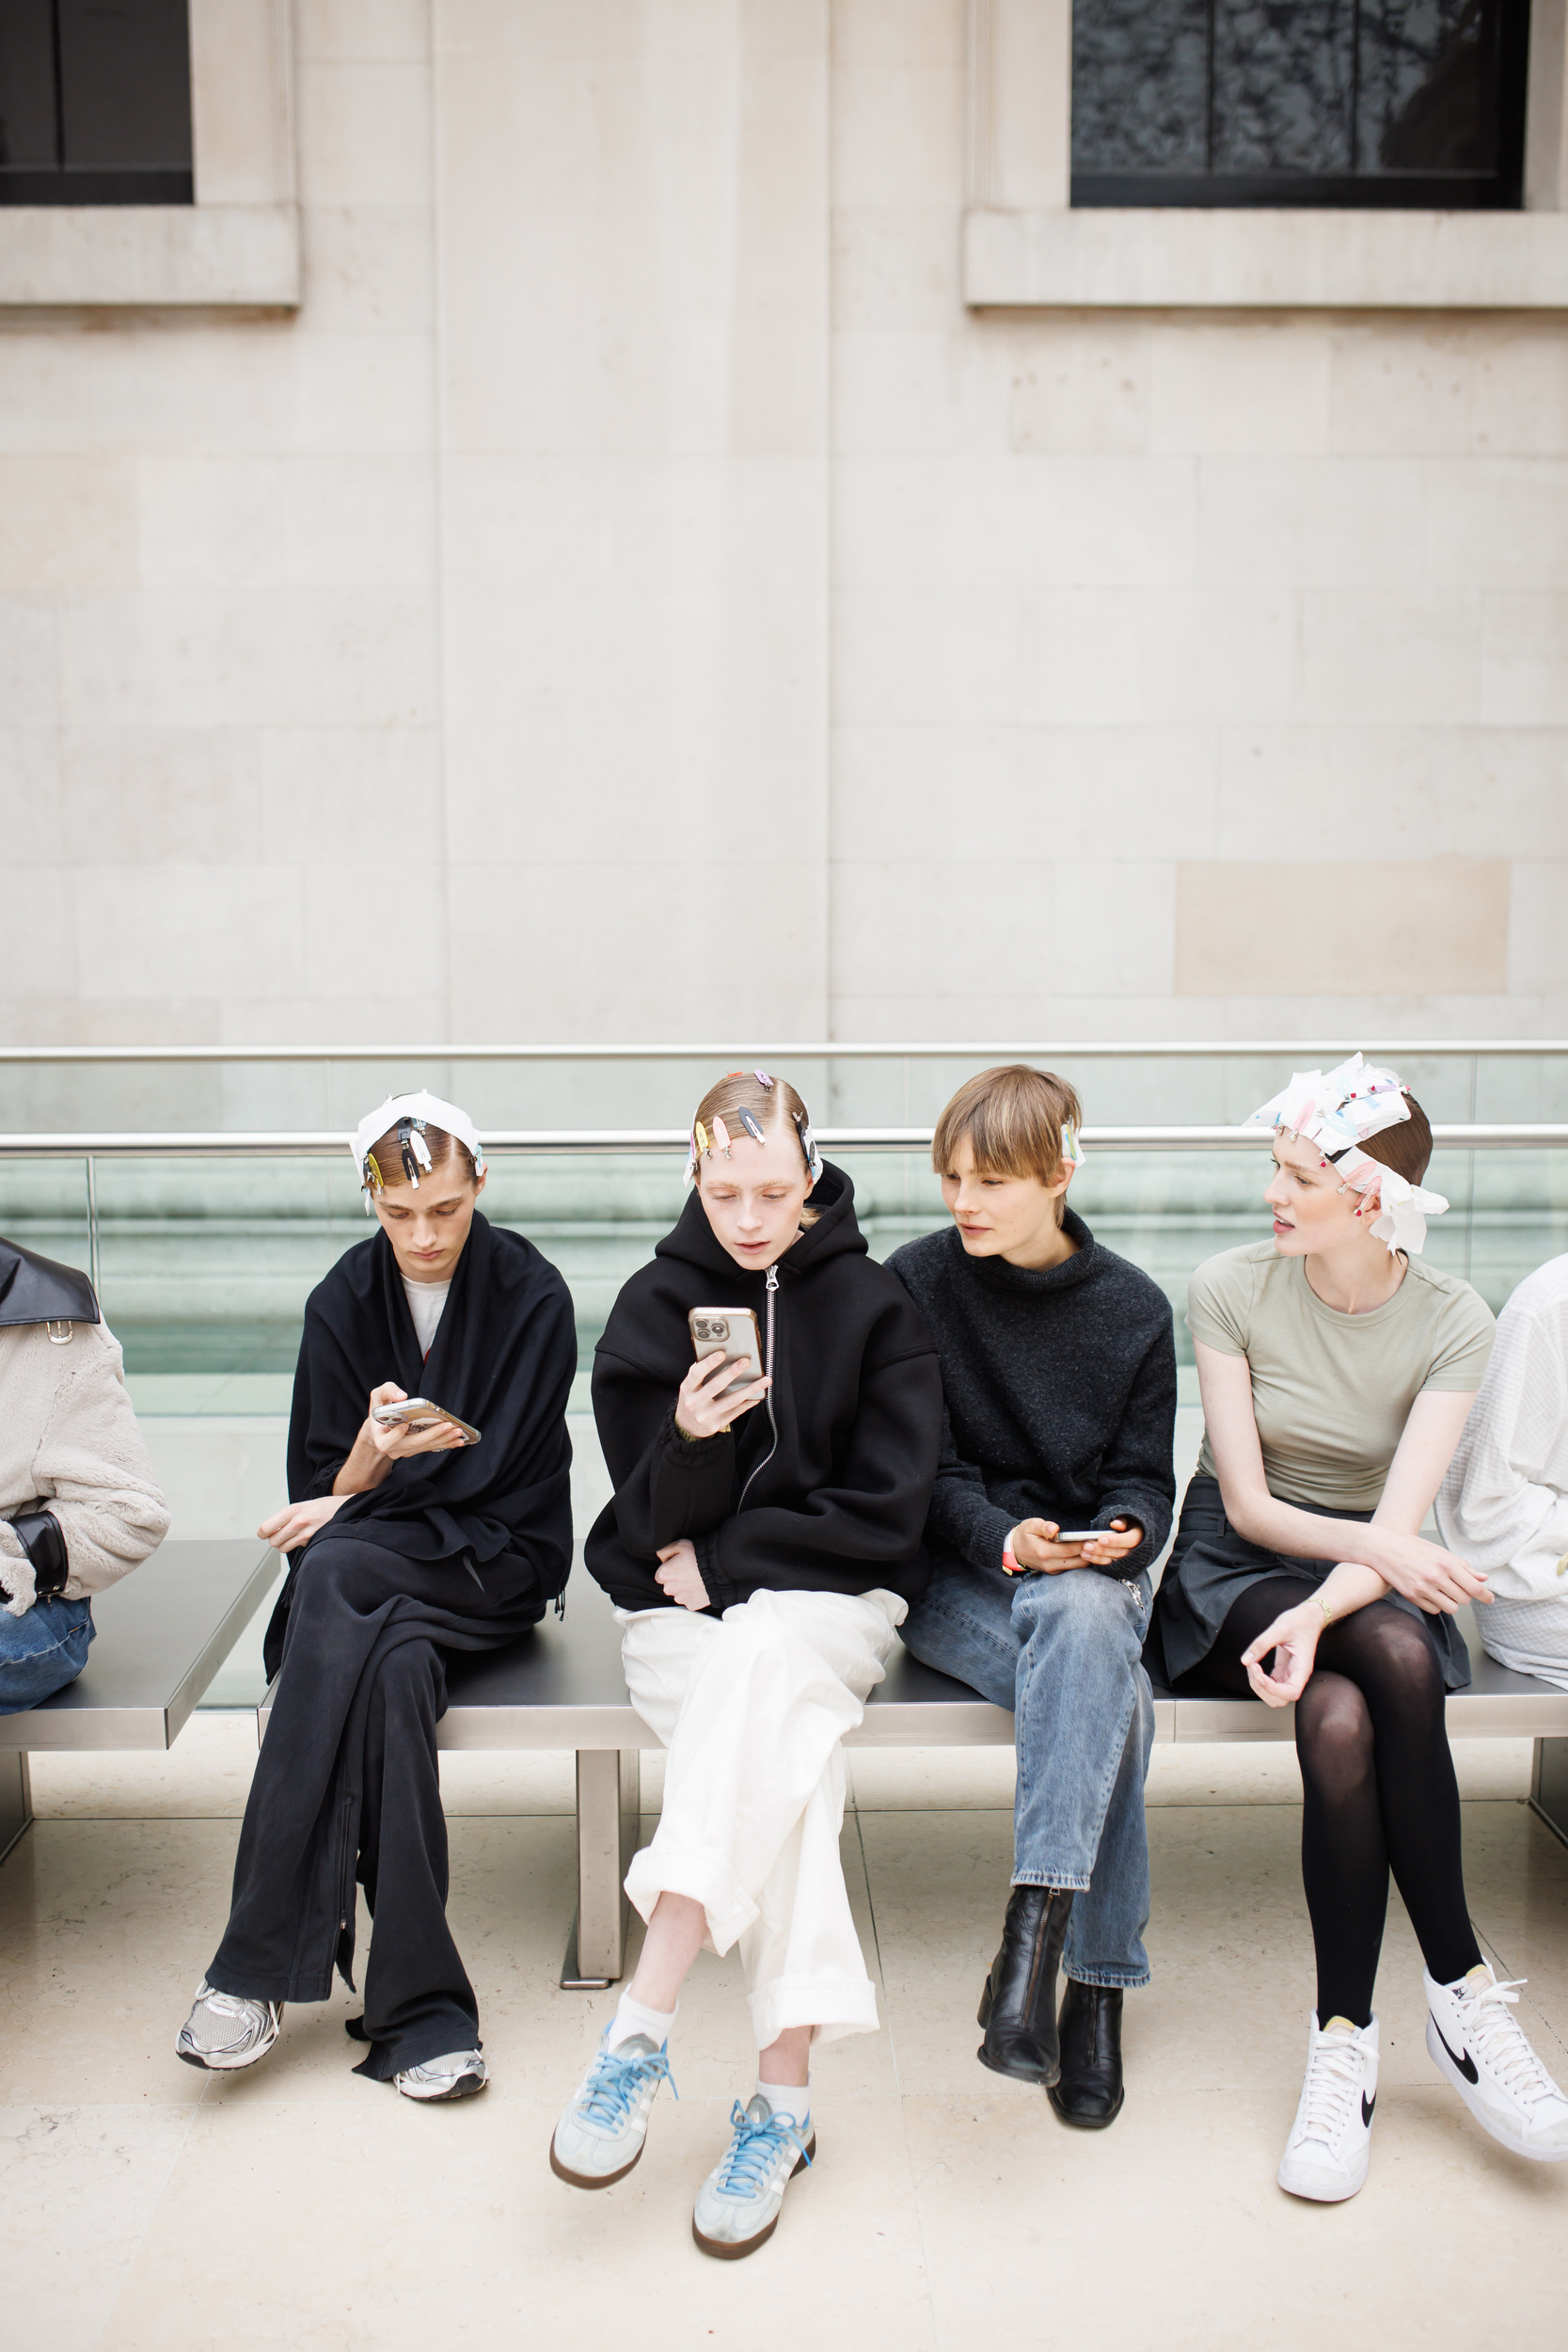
[0,1752,33,1866]
[1530,1738,1568,1851]
[562,1749,641,1990]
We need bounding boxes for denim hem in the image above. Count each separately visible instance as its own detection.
[1009,1869,1093,1893]
[1065,1967,1149,1991]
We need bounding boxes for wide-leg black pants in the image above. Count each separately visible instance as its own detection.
[207,1531,531,2078]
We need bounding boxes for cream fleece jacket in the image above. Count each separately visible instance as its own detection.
[0,1319,170,1616]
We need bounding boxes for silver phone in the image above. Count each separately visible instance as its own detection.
[372,1397,481,1446]
[689,1308,765,1401]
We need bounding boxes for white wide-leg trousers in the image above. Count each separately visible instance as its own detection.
[617,1585,905,2050]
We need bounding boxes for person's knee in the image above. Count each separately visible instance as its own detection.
[1015,1566,1136,1652]
[1297,1682,1374,1790]
[374,1639,441,1706]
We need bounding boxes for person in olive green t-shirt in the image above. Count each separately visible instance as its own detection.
[1148,1057,1568,2207]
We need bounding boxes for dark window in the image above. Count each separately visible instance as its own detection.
[1071,1,1530,208]
[0,0,193,205]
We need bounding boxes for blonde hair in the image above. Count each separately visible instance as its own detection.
[932,1064,1082,1213]
[689,1071,820,1215]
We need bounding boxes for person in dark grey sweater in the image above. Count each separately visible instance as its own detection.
[888,1066,1176,2132]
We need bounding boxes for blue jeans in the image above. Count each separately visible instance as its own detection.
[901,1560,1154,1988]
[0,1597,94,1715]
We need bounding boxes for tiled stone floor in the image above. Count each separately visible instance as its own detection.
[4,1721,1566,2350]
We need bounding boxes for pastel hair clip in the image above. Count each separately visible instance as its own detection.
[753,1070,774,1089]
[694,1120,710,1157]
[1061,1121,1085,1168]
[711,1115,734,1157]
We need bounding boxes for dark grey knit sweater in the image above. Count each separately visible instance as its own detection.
[886,1209,1178,1579]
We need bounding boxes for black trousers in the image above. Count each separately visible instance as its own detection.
[208,1533,526,2078]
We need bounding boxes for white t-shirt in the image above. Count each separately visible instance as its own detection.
[402,1274,451,1361]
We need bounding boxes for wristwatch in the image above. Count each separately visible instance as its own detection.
[9,1508,70,1598]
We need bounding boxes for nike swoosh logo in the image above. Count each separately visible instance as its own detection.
[1362,2091,1376,2126]
[1431,2016,1480,2084]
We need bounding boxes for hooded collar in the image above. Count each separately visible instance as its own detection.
[654,1160,867,1285]
[963,1205,1101,1298]
[0,1237,101,1329]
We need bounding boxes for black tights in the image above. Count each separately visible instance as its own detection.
[1181,1577,1482,2026]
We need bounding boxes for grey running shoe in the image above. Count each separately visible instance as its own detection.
[176,1979,282,2073]
[691,2094,814,2259]
[394,2049,488,2102]
[550,2030,676,2187]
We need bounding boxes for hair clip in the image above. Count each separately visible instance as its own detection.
[364,1151,384,1192]
[737,1107,766,1144]
[712,1115,733,1157]
[753,1070,774,1089]
[694,1120,710,1157]
[1061,1121,1085,1168]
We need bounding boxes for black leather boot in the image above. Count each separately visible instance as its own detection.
[1047,1979,1125,2128]
[974,1884,1073,2086]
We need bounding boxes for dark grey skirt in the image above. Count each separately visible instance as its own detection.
[1146,1475,1470,1694]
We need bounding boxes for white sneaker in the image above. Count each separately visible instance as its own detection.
[176,1980,283,2073]
[1277,2012,1379,2202]
[394,2049,488,2102]
[1425,1964,1568,2162]
[691,2094,815,2259]
[550,2030,676,2189]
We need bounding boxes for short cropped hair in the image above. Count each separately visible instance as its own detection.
[931,1065,1083,1188]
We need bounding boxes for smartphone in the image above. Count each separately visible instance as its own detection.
[1056,1529,1109,1544]
[372,1398,481,1446]
[689,1308,765,1401]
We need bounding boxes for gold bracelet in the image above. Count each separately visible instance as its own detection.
[1317,1596,1334,1625]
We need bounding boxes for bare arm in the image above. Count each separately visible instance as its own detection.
[1197,1343,1489,1615]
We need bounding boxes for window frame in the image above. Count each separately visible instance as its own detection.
[964,0,1568,308]
[0,0,297,309]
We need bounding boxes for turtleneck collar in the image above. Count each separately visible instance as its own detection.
[964,1204,1100,1297]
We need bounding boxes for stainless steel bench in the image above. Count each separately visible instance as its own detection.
[0,1538,278,1862]
[261,1578,1568,1993]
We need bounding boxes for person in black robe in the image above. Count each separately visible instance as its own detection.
[175,1093,576,2100]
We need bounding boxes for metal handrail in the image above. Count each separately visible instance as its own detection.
[3,1124,1567,1157]
[0,1039,1565,1063]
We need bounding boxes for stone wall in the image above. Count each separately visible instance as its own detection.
[4,0,1567,1060]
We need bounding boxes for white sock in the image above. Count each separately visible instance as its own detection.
[607,1994,675,2052]
[756,2076,810,2129]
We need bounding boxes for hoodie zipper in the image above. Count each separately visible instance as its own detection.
[737,1263,781,1510]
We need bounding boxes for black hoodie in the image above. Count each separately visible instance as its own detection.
[585,1162,943,1613]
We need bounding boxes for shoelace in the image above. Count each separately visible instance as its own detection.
[1298,2035,1367,2142]
[715,2101,813,2199]
[202,1990,267,2025]
[1454,1978,1563,2109]
[574,2042,677,2130]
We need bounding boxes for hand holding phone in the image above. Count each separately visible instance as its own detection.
[1005,1518,1141,1575]
[676,1309,770,1440]
[366,1388,479,1457]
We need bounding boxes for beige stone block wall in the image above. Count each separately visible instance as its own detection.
[0,0,1565,1063]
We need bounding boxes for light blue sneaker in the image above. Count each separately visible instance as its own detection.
[691,2094,815,2259]
[550,2030,677,2189]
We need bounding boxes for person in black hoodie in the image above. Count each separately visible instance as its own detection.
[550,1070,942,2260]
[176,1093,576,2103]
[890,1067,1176,2131]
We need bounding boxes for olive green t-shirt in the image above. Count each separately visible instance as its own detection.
[1188,1242,1496,1512]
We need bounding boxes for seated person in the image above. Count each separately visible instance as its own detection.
[551,1071,942,2261]
[0,1236,169,1711]
[888,1065,1176,2128]
[1148,1056,1568,2203]
[176,1092,576,2102]
[1437,1253,1568,1690]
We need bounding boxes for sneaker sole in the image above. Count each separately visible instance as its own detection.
[691,2138,815,2261]
[549,2134,646,2191]
[175,2029,280,2073]
[397,2071,488,2103]
[1426,2017,1568,2162]
[1277,2151,1370,2202]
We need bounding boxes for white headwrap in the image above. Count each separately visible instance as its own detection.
[1245,1052,1448,1257]
[351,1090,486,1213]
